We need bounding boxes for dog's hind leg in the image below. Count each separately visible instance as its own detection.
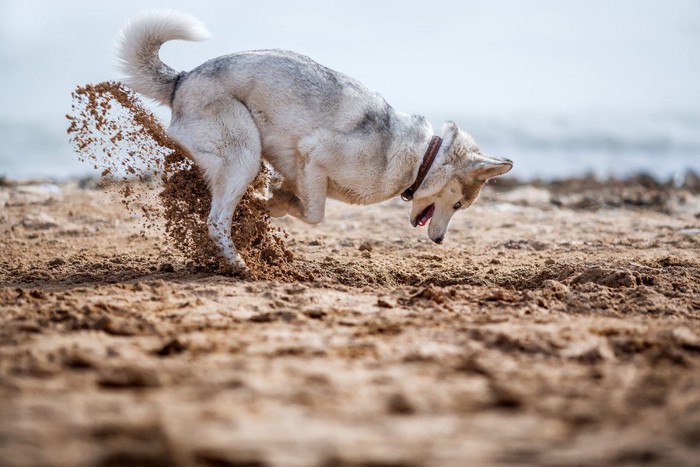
[169,98,261,272]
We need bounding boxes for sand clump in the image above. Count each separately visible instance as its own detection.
[66,81,297,280]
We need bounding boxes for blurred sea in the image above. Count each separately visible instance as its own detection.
[455,112,700,181]
[1,112,698,182]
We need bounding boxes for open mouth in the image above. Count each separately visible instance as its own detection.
[412,204,435,227]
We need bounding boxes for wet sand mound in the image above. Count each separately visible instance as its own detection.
[66,81,297,280]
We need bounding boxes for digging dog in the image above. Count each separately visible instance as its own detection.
[117,10,513,271]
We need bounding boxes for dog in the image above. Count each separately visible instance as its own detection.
[116,10,513,272]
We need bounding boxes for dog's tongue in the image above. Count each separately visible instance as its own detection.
[417,204,434,227]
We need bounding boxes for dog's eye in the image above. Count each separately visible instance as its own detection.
[453,201,462,210]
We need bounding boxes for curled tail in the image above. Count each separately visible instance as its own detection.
[115,10,210,106]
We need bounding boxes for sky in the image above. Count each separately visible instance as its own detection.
[1,0,698,122]
[0,0,698,179]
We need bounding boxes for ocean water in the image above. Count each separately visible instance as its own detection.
[1,112,699,182]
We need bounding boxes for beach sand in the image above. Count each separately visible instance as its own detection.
[1,176,699,466]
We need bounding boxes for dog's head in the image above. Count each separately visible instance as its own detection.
[409,122,512,244]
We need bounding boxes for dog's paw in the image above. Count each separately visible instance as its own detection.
[265,198,289,218]
[231,254,249,271]
[219,258,249,277]
[265,189,296,218]
[215,250,249,276]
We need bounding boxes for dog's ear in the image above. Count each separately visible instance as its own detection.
[473,155,513,180]
[441,121,460,145]
[440,121,464,165]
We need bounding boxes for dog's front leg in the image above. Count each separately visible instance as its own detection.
[294,161,327,224]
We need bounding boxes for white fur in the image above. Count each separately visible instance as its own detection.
[115,10,210,105]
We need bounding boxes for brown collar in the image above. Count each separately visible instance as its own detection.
[401,135,442,201]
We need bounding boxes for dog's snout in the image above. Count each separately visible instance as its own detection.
[433,236,444,244]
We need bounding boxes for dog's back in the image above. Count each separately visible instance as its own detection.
[117,11,390,141]
[177,50,390,137]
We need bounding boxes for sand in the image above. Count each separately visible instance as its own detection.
[1,172,699,466]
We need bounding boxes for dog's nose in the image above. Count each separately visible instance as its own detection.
[433,236,444,244]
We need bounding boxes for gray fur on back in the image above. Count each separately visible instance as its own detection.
[172,50,413,162]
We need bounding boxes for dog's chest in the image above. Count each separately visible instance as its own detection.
[326,179,369,205]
